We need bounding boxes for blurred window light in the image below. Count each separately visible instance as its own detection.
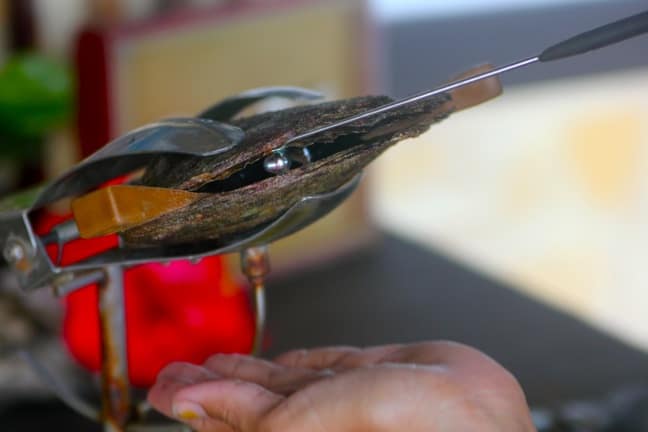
[370,0,608,22]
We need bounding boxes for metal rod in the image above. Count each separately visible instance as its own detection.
[284,10,648,147]
[53,269,105,297]
[240,246,270,356]
[284,56,540,146]
[40,219,80,265]
[98,265,131,432]
[251,280,266,357]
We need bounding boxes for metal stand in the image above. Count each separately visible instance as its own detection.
[240,247,270,356]
[98,265,131,432]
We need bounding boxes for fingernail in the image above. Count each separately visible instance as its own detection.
[173,401,206,421]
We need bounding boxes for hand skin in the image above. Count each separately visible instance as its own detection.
[148,341,536,432]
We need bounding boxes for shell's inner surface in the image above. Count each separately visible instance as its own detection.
[194,121,392,194]
[195,156,270,194]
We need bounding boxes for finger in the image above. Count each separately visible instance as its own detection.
[158,361,222,384]
[204,353,284,383]
[274,346,360,369]
[149,362,221,416]
[324,345,403,369]
[172,379,284,431]
[275,345,402,370]
[205,354,333,394]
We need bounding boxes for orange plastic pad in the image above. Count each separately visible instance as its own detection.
[71,185,205,238]
[449,64,503,111]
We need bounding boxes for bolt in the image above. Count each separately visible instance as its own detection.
[241,246,270,281]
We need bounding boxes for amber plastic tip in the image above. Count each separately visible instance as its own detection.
[449,64,503,111]
[72,185,203,238]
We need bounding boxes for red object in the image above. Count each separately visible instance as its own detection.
[37,213,254,388]
[74,28,114,156]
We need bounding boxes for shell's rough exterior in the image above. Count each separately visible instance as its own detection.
[123,94,454,246]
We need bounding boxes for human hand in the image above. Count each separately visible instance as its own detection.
[148,341,536,431]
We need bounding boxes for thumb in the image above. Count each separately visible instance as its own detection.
[172,379,284,431]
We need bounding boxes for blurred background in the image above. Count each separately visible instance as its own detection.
[1,0,648,430]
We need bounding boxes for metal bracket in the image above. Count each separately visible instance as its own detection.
[0,210,58,291]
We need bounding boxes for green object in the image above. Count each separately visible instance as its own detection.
[0,53,73,158]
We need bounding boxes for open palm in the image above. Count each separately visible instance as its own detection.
[149,341,535,432]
